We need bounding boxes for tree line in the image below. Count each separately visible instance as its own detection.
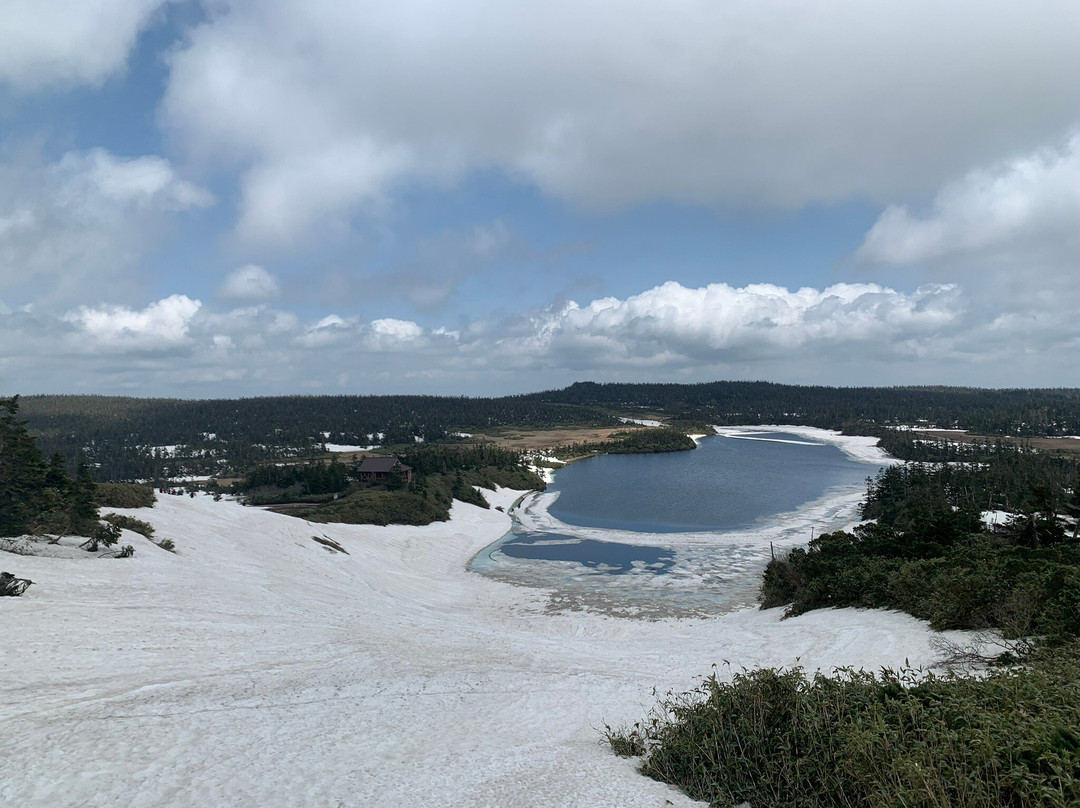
[9,382,1080,482]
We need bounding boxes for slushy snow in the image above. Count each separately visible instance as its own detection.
[3,447,963,807]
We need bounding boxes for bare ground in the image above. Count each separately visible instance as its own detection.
[913,430,1080,456]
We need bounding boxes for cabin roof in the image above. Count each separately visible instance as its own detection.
[357,456,411,473]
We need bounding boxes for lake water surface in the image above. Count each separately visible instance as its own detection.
[471,430,885,617]
[547,431,872,533]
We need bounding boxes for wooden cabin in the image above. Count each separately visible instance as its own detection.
[357,456,413,485]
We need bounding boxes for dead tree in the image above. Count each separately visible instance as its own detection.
[0,571,33,596]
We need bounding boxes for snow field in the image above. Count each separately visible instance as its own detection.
[2,479,966,807]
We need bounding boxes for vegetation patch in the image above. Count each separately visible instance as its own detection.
[305,489,451,526]
[102,513,156,540]
[608,647,1080,808]
[761,444,1080,644]
[241,444,545,526]
[94,482,157,509]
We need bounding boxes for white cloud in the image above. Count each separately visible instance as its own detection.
[297,313,352,347]
[0,146,213,305]
[55,149,215,211]
[365,317,425,349]
[498,281,963,368]
[63,294,201,351]
[0,0,170,91]
[218,264,281,302]
[3,275,1076,394]
[162,0,1080,244]
[857,134,1080,266]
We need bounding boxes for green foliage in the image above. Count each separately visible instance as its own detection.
[762,442,1080,644]
[102,513,155,539]
[94,482,156,509]
[1,396,48,536]
[609,648,1080,808]
[0,396,99,537]
[16,392,615,481]
[762,529,1080,642]
[307,489,451,526]
[528,380,1080,437]
[81,521,121,552]
[239,458,349,496]
[451,471,489,509]
[863,444,1080,527]
[240,442,544,525]
[156,538,176,552]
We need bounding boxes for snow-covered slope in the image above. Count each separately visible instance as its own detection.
[1,490,964,807]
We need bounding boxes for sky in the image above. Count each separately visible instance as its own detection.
[0,0,1077,397]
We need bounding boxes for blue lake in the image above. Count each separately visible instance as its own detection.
[487,432,881,577]
[547,432,874,533]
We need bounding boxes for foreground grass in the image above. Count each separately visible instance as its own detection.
[607,646,1080,808]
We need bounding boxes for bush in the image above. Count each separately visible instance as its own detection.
[760,526,1080,645]
[95,483,156,509]
[80,521,121,552]
[308,490,451,526]
[609,647,1080,808]
[102,512,155,539]
[156,538,176,552]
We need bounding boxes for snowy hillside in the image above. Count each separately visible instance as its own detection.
[1,489,964,807]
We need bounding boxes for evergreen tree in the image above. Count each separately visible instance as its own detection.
[68,461,100,535]
[0,396,47,537]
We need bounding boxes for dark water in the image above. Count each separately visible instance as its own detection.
[492,433,879,575]
[498,534,676,573]
[547,433,874,533]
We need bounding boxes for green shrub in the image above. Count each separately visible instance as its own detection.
[610,647,1080,808]
[760,527,1080,645]
[308,490,451,526]
[156,538,176,552]
[94,483,156,509]
[102,512,155,539]
[80,521,121,552]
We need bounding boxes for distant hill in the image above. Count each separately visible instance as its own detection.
[9,382,1080,481]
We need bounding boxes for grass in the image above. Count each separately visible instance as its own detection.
[606,646,1080,808]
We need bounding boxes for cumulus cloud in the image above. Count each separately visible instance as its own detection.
[162,0,1080,244]
[3,273,1077,394]
[494,282,964,369]
[365,317,425,349]
[63,294,201,351]
[0,0,170,91]
[218,264,281,302]
[0,146,213,306]
[857,134,1080,266]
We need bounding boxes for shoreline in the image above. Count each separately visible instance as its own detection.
[506,425,890,551]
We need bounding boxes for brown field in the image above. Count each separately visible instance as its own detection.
[467,426,650,451]
[913,430,1080,456]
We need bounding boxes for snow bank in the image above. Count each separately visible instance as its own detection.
[324,443,376,453]
[713,424,898,465]
[1,486,965,808]
[619,417,663,427]
[981,509,1017,527]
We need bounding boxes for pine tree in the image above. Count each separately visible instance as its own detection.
[0,396,47,537]
[68,461,100,536]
